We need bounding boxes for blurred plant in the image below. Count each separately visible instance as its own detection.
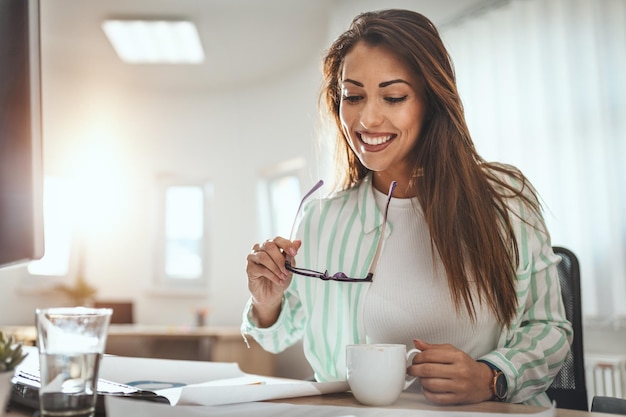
[0,331,27,372]
[53,274,98,306]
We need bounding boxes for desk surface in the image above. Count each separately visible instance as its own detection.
[5,392,615,416]
[273,391,615,416]
[1,324,243,341]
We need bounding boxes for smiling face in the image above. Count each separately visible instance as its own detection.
[339,41,427,196]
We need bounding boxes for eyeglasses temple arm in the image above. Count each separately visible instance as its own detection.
[289,179,324,241]
[368,181,397,275]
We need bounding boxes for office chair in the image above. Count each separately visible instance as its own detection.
[545,246,588,411]
[591,396,626,415]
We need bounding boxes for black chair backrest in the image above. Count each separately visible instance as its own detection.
[546,246,588,411]
[591,396,626,415]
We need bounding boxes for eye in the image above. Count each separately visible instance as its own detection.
[385,95,408,104]
[342,94,363,103]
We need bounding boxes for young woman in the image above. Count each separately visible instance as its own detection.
[242,9,572,407]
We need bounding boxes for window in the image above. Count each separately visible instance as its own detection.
[267,175,301,238]
[156,177,212,288]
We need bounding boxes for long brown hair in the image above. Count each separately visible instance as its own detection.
[320,9,542,327]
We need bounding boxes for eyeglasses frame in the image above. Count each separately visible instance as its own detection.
[284,179,397,283]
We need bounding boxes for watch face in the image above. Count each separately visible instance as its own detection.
[496,373,507,399]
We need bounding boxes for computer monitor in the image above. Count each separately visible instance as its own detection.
[0,0,45,268]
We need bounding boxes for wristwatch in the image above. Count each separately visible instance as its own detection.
[490,368,507,401]
[479,360,507,402]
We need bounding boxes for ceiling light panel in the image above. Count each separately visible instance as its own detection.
[102,20,205,64]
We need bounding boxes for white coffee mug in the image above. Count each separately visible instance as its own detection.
[346,343,420,406]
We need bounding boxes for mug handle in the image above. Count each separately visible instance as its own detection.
[404,348,421,389]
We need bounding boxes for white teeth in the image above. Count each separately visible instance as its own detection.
[360,134,392,146]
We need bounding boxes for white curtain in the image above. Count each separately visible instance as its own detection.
[440,0,626,324]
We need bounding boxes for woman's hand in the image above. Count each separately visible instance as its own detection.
[246,237,301,327]
[408,339,494,405]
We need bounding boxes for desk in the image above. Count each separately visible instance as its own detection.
[273,392,615,416]
[4,392,615,416]
[0,330,612,417]
[0,324,274,376]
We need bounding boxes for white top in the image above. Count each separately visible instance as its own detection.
[364,189,500,358]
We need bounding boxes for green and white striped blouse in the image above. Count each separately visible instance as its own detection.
[241,171,572,406]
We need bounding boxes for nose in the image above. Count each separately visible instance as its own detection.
[359,100,384,129]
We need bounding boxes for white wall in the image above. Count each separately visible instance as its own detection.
[0,54,325,329]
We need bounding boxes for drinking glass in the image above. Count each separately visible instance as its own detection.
[35,307,112,417]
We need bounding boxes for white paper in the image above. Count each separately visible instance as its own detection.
[106,396,557,417]
[174,377,349,406]
[99,355,245,387]
[97,354,348,406]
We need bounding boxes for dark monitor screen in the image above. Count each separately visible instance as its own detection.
[0,0,44,268]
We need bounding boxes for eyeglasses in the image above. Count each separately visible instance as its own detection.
[285,179,397,282]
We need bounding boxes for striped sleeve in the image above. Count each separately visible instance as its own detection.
[240,287,307,353]
[479,176,573,406]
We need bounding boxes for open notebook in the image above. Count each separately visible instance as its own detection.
[10,346,348,413]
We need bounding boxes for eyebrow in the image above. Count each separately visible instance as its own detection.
[343,78,412,88]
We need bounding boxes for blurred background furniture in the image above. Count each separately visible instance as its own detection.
[590,395,626,415]
[0,324,275,377]
[546,246,588,411]
[93,300,134,324]
[104,324,275,376]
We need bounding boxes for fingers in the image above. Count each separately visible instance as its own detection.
[254,237,300,258]
[417,366,472,405]
[246,237,301,286]
[420,372,483,405]
[413,338,431,351]
[409,340,489,405]
[411,339,460,365]
[271,236,300,258]
[247,246,288,286]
